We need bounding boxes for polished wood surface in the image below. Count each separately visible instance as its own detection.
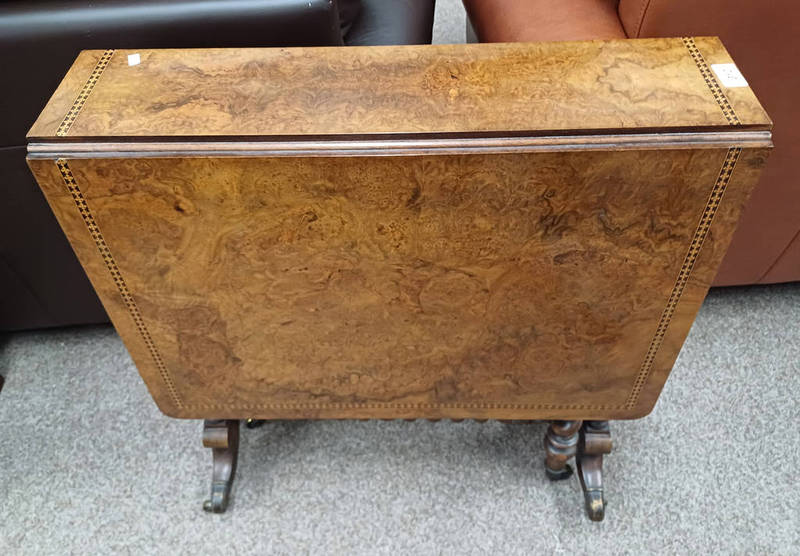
[27,145,769,419]
[28,37,769,141]
[26,39,771,421]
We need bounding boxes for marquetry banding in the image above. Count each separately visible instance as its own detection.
[56,159,183,409]
[56,49,115,137]
[682,37,741,126]
[56,147,740,415]
[188,403,623,411]
[55,147,741,415]
[625,146,742,409]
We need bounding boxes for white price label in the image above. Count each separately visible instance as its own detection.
[711,63,748,88]
[127,53,141,67]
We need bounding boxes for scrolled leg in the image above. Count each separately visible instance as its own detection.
[576,420,612,521]
[202,419,240,513]
[543,420,582,481]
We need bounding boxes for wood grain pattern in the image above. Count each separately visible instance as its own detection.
[25,39,771,420]
[689,37,772,127]
[27,145,769,420]
[28,37,769,142]
[28,50,109,138]
[56,50,115,137]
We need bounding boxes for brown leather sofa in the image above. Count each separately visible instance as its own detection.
[0,0,435,331]
[465,0,799,287]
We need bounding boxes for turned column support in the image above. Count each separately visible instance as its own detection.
[202,419,240,513]
[543,420,582,480]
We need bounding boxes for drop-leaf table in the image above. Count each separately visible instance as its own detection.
[27,38,771,520]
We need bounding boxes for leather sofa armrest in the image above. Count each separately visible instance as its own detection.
[346,0,435,46]
[0,0,344,148]
[463,0,625,43]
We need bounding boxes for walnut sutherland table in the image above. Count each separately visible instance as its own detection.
[27,38,771,520]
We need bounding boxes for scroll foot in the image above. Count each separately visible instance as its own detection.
[576,420,612,522]
[202,419,239,513]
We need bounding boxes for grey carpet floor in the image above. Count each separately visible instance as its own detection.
[2,283,798,555]
[2,2,799,554]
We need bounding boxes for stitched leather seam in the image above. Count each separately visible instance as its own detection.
[682,37,741,125]
[56,50,115,137]
[635,0,653,37]
[755,226,800,283]
[625,146,741,409]
[56,159,184,410]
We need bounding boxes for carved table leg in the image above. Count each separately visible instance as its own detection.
[544,420,582,481]
[202,419,240,513]
[576,420,612,521]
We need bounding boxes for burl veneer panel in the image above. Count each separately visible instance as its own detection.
[28,37,768,141]
[27,146,768,419]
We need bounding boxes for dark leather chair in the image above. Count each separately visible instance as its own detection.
[0,0,435,331]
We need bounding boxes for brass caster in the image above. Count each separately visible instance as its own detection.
[581,488,605,522]
[203,480,232,513]
[245,419,266,429]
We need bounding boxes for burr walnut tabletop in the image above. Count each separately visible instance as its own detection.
[27,38,771,421]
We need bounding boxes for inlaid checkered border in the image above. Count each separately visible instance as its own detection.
[53,46,743,413]
[56,49,115,137]
[682,37,741,126]
[625,146,742,409]
[56,148,739,414]
[56,159,183,410]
